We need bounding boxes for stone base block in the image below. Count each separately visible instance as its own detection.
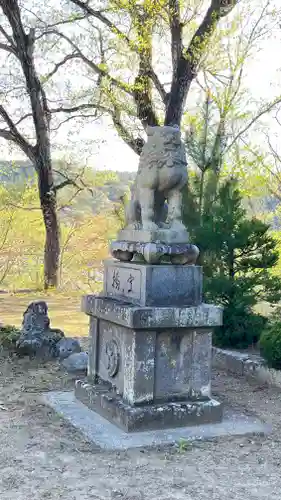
[103,259,202,307]
[75,380,223,433]
[42,391,272,450]
[82,296,223,406]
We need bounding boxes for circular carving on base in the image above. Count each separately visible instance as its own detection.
[105,339,120,378]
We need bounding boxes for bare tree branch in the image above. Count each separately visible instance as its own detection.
[69,0,137,50]
[0,40,17,55]
[43,53,81,81]
[165,0,238,125]
[51,96,143,155]
[0,105,35,159]
[43,29,134,95]
[50,103,110,114]
[169,0,183,80]
[0,128,14,141]
[111,104,144,156]
[133,10,160,128]
[0,23,16,48]
[226,96,281,152]
[68,0,167,105]
[0,213,14,252]
[51,113,102,131]
[267,134,281,166]
[53,167,95,197]
[148,68,168,103]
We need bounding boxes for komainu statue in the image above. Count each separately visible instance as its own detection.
[124,125,187,233]
[111,125,199,264]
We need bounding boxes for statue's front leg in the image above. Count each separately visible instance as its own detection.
[139,187,158,231]
[167,188,186,231]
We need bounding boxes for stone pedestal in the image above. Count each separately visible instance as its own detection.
[75,263,223,433]
[48,126,270,446]
[103,260,202,306]
[110,230,199,265]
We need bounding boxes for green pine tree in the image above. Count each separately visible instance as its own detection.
[185,178,281,348]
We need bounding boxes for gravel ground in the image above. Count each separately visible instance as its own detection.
[0,352,281,500]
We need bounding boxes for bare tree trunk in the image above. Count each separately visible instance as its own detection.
[0,0,61,288]
[41,193,60,289]
[37,155,60,289]
[35,133,60,290]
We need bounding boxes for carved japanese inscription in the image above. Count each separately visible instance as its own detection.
[105,265,142,302]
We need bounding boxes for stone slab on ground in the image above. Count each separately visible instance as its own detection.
[212,347,281,389]
[42,391,271,451]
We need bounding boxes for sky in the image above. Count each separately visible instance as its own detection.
[0,0,280,173]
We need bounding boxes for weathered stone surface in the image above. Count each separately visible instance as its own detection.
[82,296,223,330]
[87,317,156,404]
[212,347,247,376]
[56,337,81,360]
[61,352,88,373]
[122,126,188,236]
[103,260,203,307]
[110,239,199,265]
[212,346,281,390]
[16,301,64,358]
[191,331,212,398]
[75,380,223,432]
[77,160,224,434]
[116,228,189,244]
[43,390,271,450]
[85,312,215,406]
[154,329,212,401]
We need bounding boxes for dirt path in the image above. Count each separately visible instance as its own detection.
[0,353,281,500]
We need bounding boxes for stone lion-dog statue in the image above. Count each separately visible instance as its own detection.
[125,125,188,233]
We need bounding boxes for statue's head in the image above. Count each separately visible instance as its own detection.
[141,126,186,170]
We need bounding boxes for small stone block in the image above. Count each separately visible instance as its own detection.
[75,380,223,432]
[103,260,202,307]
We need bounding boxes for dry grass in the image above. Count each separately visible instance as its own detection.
[0,292,89,337]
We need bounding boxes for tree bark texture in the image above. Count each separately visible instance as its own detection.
[0,0,60,289]
[36,155,60,289]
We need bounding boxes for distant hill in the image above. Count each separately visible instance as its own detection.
[0,160,34,183]
[0,160,135,217]
[1,159,281,228]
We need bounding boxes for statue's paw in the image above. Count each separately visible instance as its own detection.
[142,221,159,231]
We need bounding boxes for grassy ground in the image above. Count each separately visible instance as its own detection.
[0,293,89,337]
